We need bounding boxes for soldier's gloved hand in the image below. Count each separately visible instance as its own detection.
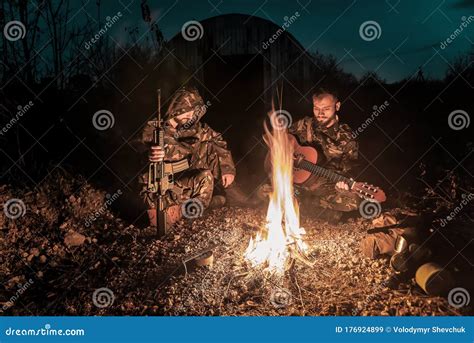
[222,174,235,188]
[149,145,165,162]
[335,181,349,191]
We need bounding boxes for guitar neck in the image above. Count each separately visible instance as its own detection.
[297,160,353,185]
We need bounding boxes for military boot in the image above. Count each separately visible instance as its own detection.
[209,195,226,209]
[225,183,259,207]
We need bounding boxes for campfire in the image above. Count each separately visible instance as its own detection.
[244,113,309,274]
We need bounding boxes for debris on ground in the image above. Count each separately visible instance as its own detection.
[0,171,472,316]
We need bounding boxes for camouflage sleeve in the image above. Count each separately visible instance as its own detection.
[134,121,191,162]
[289,117,311,144]
[202,124,236,176]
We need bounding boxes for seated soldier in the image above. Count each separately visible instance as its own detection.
[138,86,247,227]
[288,88,361,221]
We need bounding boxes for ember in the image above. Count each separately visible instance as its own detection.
[244,112,308,274]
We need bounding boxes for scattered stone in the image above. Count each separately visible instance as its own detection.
[0,171,470,316]
[64,230,86,247]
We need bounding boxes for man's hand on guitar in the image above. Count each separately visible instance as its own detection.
[335,181,350,191]
[149,145,165,162]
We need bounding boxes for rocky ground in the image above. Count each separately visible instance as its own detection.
[1,170,472,316]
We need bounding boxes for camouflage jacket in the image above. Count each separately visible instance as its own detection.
[289,115,358,175]
[138,120,236,180]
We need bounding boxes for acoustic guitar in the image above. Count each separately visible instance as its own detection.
[266,134,387,203]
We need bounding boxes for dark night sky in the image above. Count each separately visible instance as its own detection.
[52,0,474,82]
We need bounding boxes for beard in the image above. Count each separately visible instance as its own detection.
[316,116,331,126]
[315,113,337,127]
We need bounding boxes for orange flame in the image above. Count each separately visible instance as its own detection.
[244,112,308,274]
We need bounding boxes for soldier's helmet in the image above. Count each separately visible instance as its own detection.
[165,86,207,126]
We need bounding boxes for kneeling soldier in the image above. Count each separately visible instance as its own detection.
[139,86,237,227]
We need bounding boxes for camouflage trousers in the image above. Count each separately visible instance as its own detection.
[298,180,361,212]
[139,141,224,211]
[140,169,214,210]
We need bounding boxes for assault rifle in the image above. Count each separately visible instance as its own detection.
[147,89,189,237]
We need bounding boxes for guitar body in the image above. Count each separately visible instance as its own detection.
[264,133,387,203]
[263,134,324,185]
[289,134,321,185]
